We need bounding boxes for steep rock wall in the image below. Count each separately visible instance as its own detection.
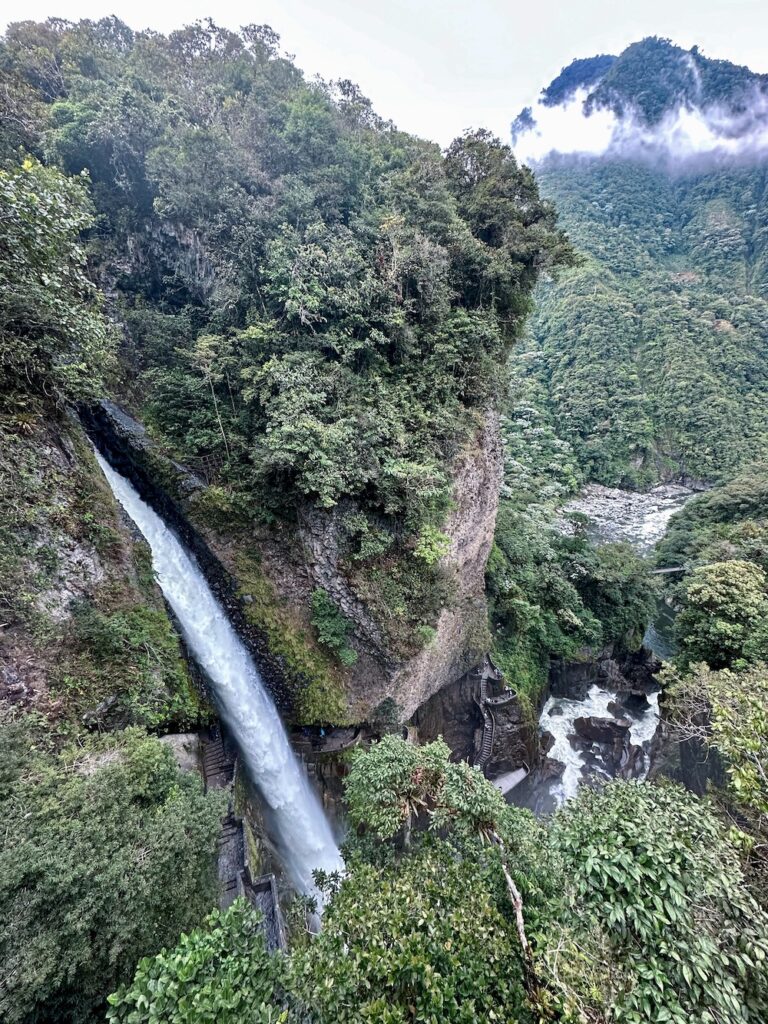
[0,406,204,728]
[388,412,502,720]
[85,402,503,726]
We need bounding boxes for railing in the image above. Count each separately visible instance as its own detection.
[474,671,495,770]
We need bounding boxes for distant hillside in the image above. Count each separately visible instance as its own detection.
[511,37,768,487]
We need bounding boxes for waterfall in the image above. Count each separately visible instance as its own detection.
[94,450,344,896]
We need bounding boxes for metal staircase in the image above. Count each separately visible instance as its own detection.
[474,670,495,770]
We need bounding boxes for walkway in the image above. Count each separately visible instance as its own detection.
[200,726,286,951]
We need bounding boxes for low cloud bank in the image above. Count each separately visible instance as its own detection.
[512,88,768,169]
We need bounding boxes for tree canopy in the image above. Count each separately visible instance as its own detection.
[0,725,223,1024]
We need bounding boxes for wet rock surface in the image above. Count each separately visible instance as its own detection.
[574,715,632,744]
[571,715,646,780]
[485,690,537,776]
[413,662,537,775]
[412,670,484,763]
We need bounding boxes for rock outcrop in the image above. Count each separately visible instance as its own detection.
[83,402,504,728]
[549,644,660,702]
[388,411,502,720]
[0,406,203,728]
[572,715,645,780]
[413,660,537,778]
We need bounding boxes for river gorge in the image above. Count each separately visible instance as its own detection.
[504,482,693,815]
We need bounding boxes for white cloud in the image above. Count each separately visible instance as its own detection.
[513,87,768,168]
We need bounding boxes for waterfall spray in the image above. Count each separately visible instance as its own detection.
[94,449,344,895]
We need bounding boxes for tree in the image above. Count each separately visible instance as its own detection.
[547,781,768,1023]
[107,900,288,1024]
[666,661,768,817]
[0,725,224,1024]
[344,735,450,847]
[344,735,553,994]
[675,560,768,669]
[0,158,115,400]
[291,844,531,1024]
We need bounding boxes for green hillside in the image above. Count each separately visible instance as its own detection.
[514,38,768,487]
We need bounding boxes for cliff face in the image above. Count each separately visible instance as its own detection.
[386,411,502,720]
[86,403,504,726]
[0,405,205,729]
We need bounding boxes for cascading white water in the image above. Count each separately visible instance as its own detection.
[94,450,344,895]
[540,684,660,804]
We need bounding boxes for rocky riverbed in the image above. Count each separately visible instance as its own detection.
[559,483,695,553]
[508,483,696,814]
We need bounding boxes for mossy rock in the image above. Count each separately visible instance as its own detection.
[233,550,350,726]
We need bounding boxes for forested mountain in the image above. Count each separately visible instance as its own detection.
[1,16,567,523]
[3,19,768,1024]
[0,18,576,723]
[511,37,768,487]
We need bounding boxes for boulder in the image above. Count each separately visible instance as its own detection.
[159,733,202,773]
[574,716,631,744]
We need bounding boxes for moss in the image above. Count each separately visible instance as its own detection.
[491,634,548,728]
[233,550,349,726]
[351,555,455,658]
[67,424,124,555]
[187,484,255,533]
[54,601,211,730]
[1,399,210,731]
[233,773,271,878]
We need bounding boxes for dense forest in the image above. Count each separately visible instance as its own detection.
[1,19,768,1024]
[513,38,768,488]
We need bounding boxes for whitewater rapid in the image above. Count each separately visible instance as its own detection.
[540,684,661,803]
[94,450,344,895]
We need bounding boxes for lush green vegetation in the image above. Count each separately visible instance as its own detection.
[0,41,225,1024]
[520,155,768,486]
[107,900,286,1024]
[112,736,768,1023]
[674,560,768,670]
[658,467,768,903]
[0,724,223,1024]
[5,22,768,1024]
[585,37,768,125]
[512,42,768,489]
[548,781,768,1023]
[657,466,768,572]
[0,157,115,401]
[310,589,358,667]
[0,17,572,655]
[486,386,657,709]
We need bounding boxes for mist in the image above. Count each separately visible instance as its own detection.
[512,86,768,170]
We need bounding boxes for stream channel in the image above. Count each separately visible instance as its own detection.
[509,483,692,816]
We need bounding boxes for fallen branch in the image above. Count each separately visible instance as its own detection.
[490,830,538,997]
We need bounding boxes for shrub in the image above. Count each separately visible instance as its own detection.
[310,589,357,667]
[0,726,224,1024]
[547,781,768,1023]
[107,900,287,1024]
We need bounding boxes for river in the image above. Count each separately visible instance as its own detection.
[510,483,692,815]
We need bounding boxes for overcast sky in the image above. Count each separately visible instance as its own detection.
[2,0,767,145]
